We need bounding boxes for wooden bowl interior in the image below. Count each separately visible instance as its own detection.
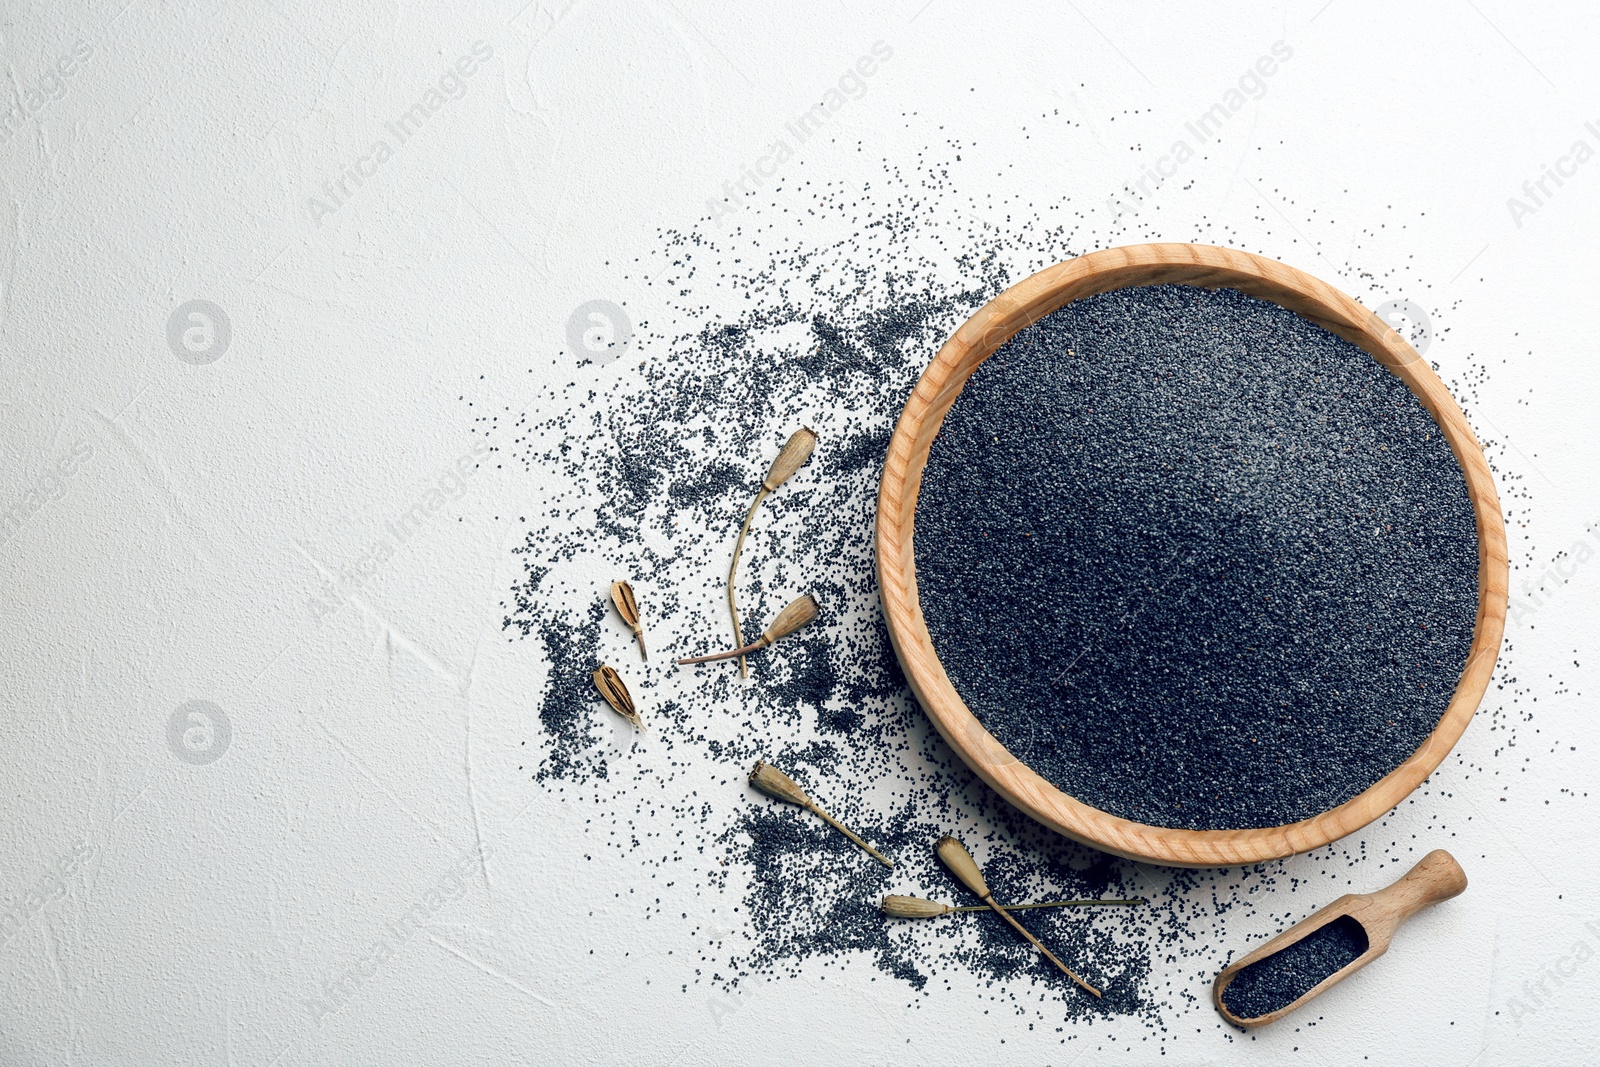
[875,243,1508,868]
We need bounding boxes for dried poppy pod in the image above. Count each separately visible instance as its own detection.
[762,427,817,492]
[880,893,1145,918]
[591,664,641,729]
[881,895,954,919]
[677,595,818,666]
[936,835,1101,997]
[728,427,817,677]
[748,760,893,868]
[748,760,812,806]
[609,580,647,661]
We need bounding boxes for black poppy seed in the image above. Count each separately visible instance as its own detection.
[530,602,611,783]
[916,284,1480,831]
[1219,914,1369,1021]
[473,118,1551,1050]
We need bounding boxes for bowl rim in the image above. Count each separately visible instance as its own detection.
[874,242,1509,868]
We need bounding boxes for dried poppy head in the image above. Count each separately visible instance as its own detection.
[676,595,820,665]
[592,664,641,729]
[760,594,818,645]
[609,579,647,660]
[935,835,991,899]
[763,427,817,492]
[881,895,952,919]
[748,760,811,807]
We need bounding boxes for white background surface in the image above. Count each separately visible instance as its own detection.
[4,1,1600,1064]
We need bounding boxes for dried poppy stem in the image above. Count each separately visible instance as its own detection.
[947,898,1143,912]
[748,760,893,868]
[726,490,766,677]
[880,894,1145,918]
[935,836,1101,998]
[728,428,816,678]
[591,664,642,729]
[610,580,647,661]
[677,595,817,665]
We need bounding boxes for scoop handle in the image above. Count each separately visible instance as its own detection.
[1365,849,1467,925]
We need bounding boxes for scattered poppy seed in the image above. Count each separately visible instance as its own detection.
[473,123,1557,1049]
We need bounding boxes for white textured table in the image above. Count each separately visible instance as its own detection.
[3,2,1598,1063]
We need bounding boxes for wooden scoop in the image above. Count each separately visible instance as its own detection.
[1213,849,1467,1028]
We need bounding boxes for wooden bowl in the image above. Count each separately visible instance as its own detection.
[875,243,1509,868]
